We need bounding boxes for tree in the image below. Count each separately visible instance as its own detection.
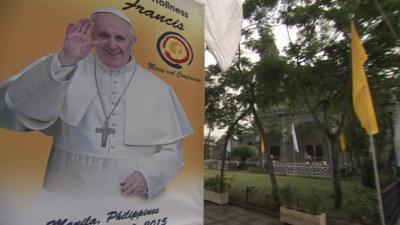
[242,0,295,206]
[205,64,224,159]
[205,52,282,201]
[231,145,257,168]
[205,63,251,192]
[277,0,400,208]
[207,0,400,210]
[240,0,400,209]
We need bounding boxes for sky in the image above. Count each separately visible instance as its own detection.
[205,22,295,65]
[204,24,297,140]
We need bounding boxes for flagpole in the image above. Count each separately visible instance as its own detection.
[291,123,299,165]
[369,135,386,225]
[351,19,385,225]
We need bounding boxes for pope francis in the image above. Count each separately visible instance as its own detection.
[0,8,193,199]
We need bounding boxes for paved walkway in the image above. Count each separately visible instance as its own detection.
[204,202,400,225]
[204,202,281,225]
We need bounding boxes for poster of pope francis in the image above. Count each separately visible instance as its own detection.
[0,1,204,225]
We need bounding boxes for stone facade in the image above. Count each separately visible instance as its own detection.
[260,109,329,163]
[205,109,331,164]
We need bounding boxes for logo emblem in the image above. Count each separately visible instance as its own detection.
[157,32,193,69]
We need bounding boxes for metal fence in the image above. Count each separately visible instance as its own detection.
[272,162,330,177]
[382,179,400,225]
[205,160,331,177]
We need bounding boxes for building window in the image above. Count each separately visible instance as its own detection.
[315,145,323,161]
[270,145,280,161]
[306,145,313,158]
[305,145,324,162]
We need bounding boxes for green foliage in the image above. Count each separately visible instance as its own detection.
[343,187,379,225]
[230,145,257,167]
[204,175,233,193]
[207,0,400,212]
[279,184,299,209]
[205,169,377,220]
[204,62,251,136]
[302,188,323,215]
[264,193,280,211]
[279,0,400,121]
[254,56,289,108]
[262,185,327,215]
[279,185,323,215]
[243,0,279,21]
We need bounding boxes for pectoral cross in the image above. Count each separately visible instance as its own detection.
[95,120,116,147]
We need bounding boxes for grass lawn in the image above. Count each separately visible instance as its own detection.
[205,169,378,223]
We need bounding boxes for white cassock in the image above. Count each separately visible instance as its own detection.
[0,53,193,199]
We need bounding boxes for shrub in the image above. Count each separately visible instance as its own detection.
[302,188,323,215]
[231,145,257,168]
[343,187,378,225]
[264,193,280,211]
[279,184,299,209]
[204,175,233,193]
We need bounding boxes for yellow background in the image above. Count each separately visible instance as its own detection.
[0,0,204,198]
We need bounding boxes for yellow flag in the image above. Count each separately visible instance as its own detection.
[260,136,265,153]
[351,22,379,135]
[339,133,346,151]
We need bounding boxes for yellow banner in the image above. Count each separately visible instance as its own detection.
[351,22,379,135]
[339,132,346,151]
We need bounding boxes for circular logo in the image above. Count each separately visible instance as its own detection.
[157,32,193,69]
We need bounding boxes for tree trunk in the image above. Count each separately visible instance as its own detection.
[251,104,280,203]
[220,129,232,192]
[386,117,396,173]
[259,144,264,169]
[205,128,212,159]
[347,149,356,176]
[219,108,249,192]
[326,136,342,209]
[386,146,396,173]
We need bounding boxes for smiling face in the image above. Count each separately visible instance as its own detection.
[92,13,135,69]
